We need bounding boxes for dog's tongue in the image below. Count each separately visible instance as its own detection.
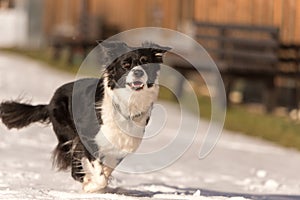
[132,81,143,87]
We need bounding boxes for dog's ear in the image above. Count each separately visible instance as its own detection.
[142,42,172,63]
[151,45,172,57]
[96,41,132,66]
[98,40,130,50]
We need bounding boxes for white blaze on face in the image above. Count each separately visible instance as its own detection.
[126,66,148,89]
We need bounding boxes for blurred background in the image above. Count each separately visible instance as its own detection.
[1,0,300,150]
[1,0,300,47]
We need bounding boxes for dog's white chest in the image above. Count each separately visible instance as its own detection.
[94,87,158,167]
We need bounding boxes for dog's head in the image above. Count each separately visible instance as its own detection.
[101,41,171,91]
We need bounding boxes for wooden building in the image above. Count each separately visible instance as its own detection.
[44,0,300,44]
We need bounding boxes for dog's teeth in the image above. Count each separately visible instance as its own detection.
[128,81,144,90]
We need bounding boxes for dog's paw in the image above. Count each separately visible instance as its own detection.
[83,174,107,193]
[81,157,108,192]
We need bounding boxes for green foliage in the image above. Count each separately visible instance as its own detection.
[224,106,300,150]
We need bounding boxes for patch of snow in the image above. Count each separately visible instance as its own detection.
[134,184,177,193]
[256,170,267,178]
[193,189,201,196]
[263,179,280,191]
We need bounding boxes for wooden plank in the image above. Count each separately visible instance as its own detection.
[281,0,296,43]
[164,0,179,29]
[193,21,279,34]
[226,63,277,71]
[70,0,80,27]
[288,0,296,44]
[205,48,278,64]
[281,0,289,43]
[215,0,226,23]
[251,0,261,25]
[222,0,233,23]
[195,34,279,48]
[266,0,275,26]
[193,0,201,20]
[194,0,209,21]
[216,0,225,23]
[272,0,283,27]
[235,0,252,24]
[43,0,54,35]
[294,0,300,43]
[207,0,218,22]
[251,0,273,25]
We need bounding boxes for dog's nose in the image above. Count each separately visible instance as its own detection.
[133,69,144,78]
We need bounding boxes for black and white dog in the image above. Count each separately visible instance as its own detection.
[0,41,170,192]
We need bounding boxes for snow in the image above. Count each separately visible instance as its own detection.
[255,170,267,179]
[1,52,300,199]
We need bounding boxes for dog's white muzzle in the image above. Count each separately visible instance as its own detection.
[126,66,148,91]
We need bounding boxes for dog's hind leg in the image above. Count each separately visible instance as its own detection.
[71,141,87,182]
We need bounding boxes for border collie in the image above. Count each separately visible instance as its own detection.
[0,41,170,192]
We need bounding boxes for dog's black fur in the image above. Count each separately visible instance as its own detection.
[0,41,170,189]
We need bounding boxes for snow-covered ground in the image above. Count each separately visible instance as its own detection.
[1,52,300,200]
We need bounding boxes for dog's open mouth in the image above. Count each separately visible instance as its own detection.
[127,81,144,91]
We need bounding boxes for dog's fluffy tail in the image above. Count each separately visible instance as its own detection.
[0,101,50,129]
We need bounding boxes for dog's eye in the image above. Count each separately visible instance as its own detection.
[122,60,131,69]
[139,56,148,64]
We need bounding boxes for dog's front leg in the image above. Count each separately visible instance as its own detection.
[81,157,108,193]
